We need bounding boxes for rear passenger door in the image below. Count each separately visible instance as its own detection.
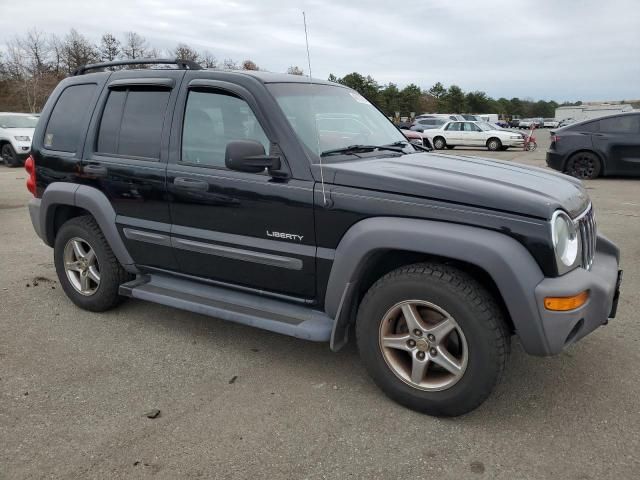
[592,114,640,175]
[444,122,462,144]
[82,71,185,270]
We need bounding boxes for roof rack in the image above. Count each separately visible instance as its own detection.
[72,58,202,76]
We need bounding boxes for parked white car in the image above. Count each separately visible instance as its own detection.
[543,118,560,128]
[424,120,525,151]
[0,113,38,167]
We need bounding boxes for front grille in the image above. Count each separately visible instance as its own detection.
[576,206,596,270]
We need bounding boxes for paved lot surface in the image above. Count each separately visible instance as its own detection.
[1,133,639,479]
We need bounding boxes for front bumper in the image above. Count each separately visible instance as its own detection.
[533,235,621,355]
[504,138,525,147]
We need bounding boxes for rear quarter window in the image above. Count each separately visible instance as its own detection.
[44,83,97,152]
[598,115,640,134]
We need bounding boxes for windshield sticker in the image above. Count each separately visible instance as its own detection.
[44,133,53,147]
[349,92,370,104]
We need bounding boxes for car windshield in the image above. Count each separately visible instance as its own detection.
[477,122,495,131]
[0,114,39,128]
[267,83,412,161]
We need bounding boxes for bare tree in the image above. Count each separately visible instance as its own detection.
[287,65,304,75]
[121,32,148,60]
[241,59,259,71]
[61,29,99,73]
[222,58,238,70]
[199,51,217,69]
[99,33,120,63]
[3,30,57,112]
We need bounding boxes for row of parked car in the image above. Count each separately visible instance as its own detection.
[401,114,526,151]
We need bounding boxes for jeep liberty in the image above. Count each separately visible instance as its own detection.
[26,59,622,416]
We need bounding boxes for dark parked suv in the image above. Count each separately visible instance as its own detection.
[547,112,640,179]
[26,59,622,416]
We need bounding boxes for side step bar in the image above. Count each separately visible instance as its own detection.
[119,274,334,342]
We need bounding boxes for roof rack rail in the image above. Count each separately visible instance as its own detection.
[72,58,202,76]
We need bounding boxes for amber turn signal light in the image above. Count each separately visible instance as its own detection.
[544,290,589,311]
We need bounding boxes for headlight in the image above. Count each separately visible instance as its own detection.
[14,136,30,142]
[509,135,521,139]
[551,210,579,268]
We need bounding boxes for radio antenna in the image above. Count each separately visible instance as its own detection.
[302,11,327,206]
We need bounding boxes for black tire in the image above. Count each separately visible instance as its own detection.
[356,262,510,417]
[487,138,502,151]
[54,215,131,312]
[433,137,446,150]
[565,151,602,179]
[446,145,455,150]
[1,144,19,167]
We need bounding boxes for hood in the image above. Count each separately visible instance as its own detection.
[323,153,590,219]
[2,127,35,139]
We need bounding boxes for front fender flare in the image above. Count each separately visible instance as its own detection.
[325,217,549,355]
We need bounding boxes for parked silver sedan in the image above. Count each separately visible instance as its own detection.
[423,120,525,151]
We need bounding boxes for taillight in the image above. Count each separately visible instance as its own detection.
[551,135,560,143]
[25,155,37,197]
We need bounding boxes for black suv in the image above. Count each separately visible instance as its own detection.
[546,112,640,179]
[26,59,622,416]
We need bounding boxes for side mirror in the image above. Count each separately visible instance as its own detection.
[225,140,281,174]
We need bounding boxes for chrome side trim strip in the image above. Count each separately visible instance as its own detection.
[123,228,171,247]
[171,237,303,271]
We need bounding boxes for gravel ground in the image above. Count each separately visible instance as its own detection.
[1,133,638,479]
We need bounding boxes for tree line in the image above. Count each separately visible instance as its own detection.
[0,29,307,112]
[327,73,578,119]
[1,28,579,118]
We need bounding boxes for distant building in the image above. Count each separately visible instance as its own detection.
[555,103,634,121]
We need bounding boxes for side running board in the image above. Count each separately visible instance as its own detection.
[119,274,334,342]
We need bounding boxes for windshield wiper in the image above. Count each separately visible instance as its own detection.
[320,144,406,157]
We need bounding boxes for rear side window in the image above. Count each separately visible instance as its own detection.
[97,88,171,160]
[44,83,97,152]
[598,115,640,134]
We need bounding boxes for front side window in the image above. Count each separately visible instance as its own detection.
[45,83,97,152]
[97,88,170,160]
[181,90,269,168]
[267,83,407,161]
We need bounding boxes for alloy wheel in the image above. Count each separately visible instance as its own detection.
[63,237,101,296]
[378,300,468,391]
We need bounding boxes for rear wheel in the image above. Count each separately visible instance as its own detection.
[54,216,131,312]
[356,262,510,416]
[1,144,19,167]
[487,138,502,151]
[433,137,446,150]
[565,151,601,179]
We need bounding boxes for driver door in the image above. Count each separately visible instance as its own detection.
[167,80,317,299]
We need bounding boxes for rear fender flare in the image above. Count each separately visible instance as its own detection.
[38,182,137,273]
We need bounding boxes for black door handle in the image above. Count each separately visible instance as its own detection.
[173,177,209,191]
[83,164,108,177]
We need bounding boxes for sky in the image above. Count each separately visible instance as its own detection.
[0,0,638,102]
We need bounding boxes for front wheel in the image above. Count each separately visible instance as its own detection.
[356,263,510,416]
[1,144,19,167]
